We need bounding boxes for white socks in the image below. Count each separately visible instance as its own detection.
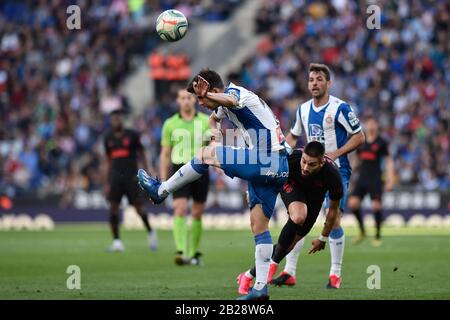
[329,227,345,277]
[158,158,208,196]
[284,237,305,276]
[275,227,345,278]
[253,231,273,291]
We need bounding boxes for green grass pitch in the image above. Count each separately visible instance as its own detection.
[0,224,449,300]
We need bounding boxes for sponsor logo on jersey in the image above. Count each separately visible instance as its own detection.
[265,170,289,178]
[308,124,325,143]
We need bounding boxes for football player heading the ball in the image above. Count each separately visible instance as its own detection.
[138,69,289,300]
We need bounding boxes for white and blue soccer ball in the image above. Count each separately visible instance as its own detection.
[156,10,188,42]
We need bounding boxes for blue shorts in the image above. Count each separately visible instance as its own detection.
[215,146,288,218]
[326,169,350,211]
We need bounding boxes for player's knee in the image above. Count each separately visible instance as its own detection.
[196,146,210,161]
[192,206,203,219]
[173,203,188,216]
[372,200,381,211]
[250,210,269,234]
[133,203,144,214]
[197,146,216,165]
[348,197,360,210]
[290,211,306,225]
[110,203,120,214]
[174,209,187,217]
[288,202,307,225]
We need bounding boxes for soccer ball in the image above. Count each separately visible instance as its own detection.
[156,10,188,42]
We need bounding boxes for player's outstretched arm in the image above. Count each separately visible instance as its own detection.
[309,199,340,254]
[204,92,238,108]
[102,155,112,198]
[384,155,395,192]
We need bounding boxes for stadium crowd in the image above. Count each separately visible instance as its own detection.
[0,0,243,201]
[0,0,448,203]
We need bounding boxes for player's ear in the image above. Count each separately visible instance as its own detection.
[319,156,325,167]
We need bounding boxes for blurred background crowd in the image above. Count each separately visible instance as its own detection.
[0,0,448,202]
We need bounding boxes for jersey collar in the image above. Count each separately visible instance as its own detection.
[311,98,330,112]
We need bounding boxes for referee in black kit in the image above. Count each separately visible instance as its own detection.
[103,109,157,252]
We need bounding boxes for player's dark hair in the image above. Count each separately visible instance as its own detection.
[187,68,224,93]
[309,63,331,81]
[304,141,325,158]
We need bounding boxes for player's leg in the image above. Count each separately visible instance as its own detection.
[108,202,125,252]
[370,184,383,247]
[134,202,158,251]
[326,174,349,289]
[278,237,305,284]
[269,202,307,280]
[245,201,318,286]
[328,212,344,288]
[188,170,209,265]
[349,182,367,243]
[138,144,219,204]
[371,199,383,246]
[237,179,286,300]
[188,201,204,265]
[128,177,158,251]
[172,195,189,265]
[271,201,321,286]
[107,182,125,252]
[237,203,271,300]
[348,195,365,244]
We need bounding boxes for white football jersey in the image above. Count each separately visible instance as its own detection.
[291,95,361,175]
[213,83,285,152]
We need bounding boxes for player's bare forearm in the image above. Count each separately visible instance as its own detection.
[309,199,340,254]
[159,146,171,181]
[328,130,365,160]
[385,155,395,191]
[204,92,238,108]
[322,200,340,237]
[102,157,112,197]
[285,132,299,149]
[103,157,112,185]
[350,152,360,171]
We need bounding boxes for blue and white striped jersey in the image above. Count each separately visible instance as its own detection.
[291,95,361,176]
[213,82,285,152]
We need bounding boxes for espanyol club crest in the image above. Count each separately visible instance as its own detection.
[325,114,333,124]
